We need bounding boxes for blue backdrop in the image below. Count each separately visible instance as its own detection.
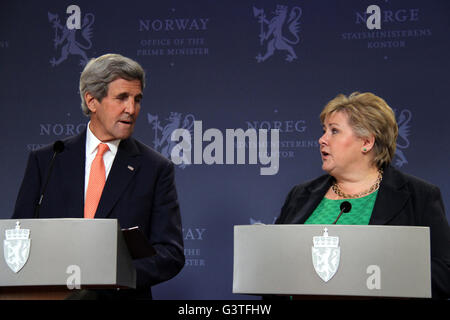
[1,0,449,299]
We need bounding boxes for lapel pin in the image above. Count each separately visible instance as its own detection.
[127,165,134,171]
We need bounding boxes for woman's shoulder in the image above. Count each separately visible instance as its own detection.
[386,166,441,194]
[287,174,332,196]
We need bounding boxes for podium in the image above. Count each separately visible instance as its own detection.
[233,224,432,298]
[0,219,137,300]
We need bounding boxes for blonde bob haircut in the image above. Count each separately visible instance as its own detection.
[320,92,398,169]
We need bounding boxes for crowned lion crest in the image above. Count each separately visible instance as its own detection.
[48,11,95,67]
[253,5,302,63]
[147,112,195,169]
[312,228,340,282]
[4,221,31,273]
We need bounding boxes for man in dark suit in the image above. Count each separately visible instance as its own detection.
[12,53,184,299]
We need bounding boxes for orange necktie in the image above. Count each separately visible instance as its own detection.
[84,143,109,219]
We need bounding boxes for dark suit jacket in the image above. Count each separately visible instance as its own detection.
[276,165,450,299]
[12,130,184,299]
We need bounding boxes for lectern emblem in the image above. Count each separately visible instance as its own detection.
[312,228,340,282]
[3,221,31,273]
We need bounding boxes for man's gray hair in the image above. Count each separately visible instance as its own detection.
[79,53,146,115]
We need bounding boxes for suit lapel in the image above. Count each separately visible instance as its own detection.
[369,165,410,225]
[94,138,141,219]
[291,176,332,224]
[59,131,86,218]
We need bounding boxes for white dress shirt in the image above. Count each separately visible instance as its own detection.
[84,122,121,200]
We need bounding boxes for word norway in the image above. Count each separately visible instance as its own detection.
[170,121,279,175]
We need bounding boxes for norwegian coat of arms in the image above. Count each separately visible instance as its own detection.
[48,10,95,67]
[147,112,195,169]
[3,221,31,273]
[253,5,302,62]
[312,228,340,282]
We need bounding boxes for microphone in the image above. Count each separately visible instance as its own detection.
[53,140,65,153]
[332,201,352,224]
[34,140,65,218]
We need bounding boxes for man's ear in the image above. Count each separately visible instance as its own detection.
[84,92,98,113]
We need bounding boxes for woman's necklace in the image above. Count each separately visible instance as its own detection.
[332,168,383,199]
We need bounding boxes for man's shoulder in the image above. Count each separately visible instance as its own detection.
[30,133,83,158]
[129,137,173,167]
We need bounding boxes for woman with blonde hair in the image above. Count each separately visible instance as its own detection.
[276,92,450,298]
